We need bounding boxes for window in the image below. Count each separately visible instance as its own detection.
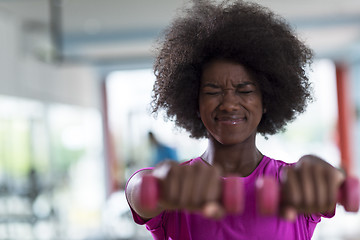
[0,95,105,240]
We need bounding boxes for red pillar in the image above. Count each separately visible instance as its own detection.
[101,79,119,196]
[335,64,355,175]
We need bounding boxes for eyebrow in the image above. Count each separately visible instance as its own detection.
[236,82,256,88]
[202,83,221,88]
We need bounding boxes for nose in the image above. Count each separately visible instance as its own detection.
[218,90,240,112]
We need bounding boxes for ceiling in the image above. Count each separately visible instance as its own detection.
[1,0,360,68]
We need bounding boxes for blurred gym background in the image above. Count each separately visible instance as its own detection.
[0,0,359,239]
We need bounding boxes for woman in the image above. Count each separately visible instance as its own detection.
[126,1,345,239]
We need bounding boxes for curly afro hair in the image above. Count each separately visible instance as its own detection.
[151,0,313,139]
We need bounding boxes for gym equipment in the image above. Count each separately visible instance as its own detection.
[140,175,245,214]
[256,176,360,215]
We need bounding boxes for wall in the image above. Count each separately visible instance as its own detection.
[0,10,101,109]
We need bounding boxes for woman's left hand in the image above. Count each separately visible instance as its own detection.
[280,155,345,221]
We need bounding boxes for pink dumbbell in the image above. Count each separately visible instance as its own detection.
[337,177,360,212]
[256,175,360,215]
[222,176,245,214]
[140,174,245,214]
[140,174,160,211]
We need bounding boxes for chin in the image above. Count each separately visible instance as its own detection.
[212,131,256,146]
[215,136,248,146]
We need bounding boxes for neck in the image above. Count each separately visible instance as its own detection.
[201,135,263,177]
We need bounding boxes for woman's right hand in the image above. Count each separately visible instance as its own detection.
[126,160,225,220]
[152,160,224,218]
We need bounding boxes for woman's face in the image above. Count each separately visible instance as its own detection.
[199,59,263,145]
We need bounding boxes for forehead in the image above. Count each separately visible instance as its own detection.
[201,60,255,85]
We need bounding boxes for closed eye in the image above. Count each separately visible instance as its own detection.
[205,92,221,95]
[238,90,253,94]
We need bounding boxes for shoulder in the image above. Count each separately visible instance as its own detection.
[258,156,295,179]
[262,155,295,167]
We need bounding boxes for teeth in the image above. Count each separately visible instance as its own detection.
[217,116,245,121]
[216,116,245,123]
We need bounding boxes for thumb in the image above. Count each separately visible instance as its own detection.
[281,206,297,222]
[201,201,225,220]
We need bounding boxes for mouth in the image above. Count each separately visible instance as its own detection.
[215,116,246,125]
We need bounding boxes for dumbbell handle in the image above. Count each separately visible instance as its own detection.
[140,174,244,214]
[257,176,360,215]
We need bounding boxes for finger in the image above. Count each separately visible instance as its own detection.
[190,163,209,207]
[298,161,315,209]
[179,165,196,208]
[311,164,327,212]
[165,165,181,207]
[282,207,298,222]
[153,160,179,206]
[204,166,222,203]
[282,167,301,208]
[201,202,225,219]
[325,169,344,213]
[153,160,178,179]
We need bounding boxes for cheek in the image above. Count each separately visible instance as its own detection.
[199,97,215,114]
[198,105,210,123]
[248,94,263,114]
[198,101,215,128]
